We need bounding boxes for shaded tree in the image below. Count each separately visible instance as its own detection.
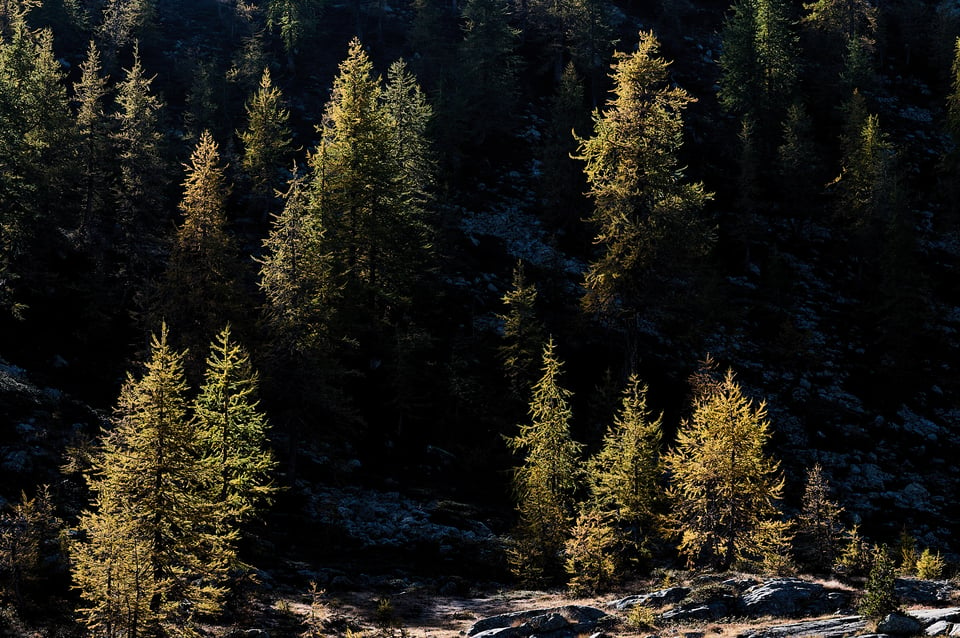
[239,67,293,218]
[795,463,845,573]
[498,262,546,400]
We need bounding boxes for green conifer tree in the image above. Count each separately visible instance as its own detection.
[239,67,293,217]
[498,263,546,400]
[194,326,278,524]
[73,40,112,240]
[72,325,236,636]
[507,338,583,585]
[796,463,845,573]
[587,374,663,560]
[665,368,784,570]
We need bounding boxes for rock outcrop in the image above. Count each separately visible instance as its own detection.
[468,606,608,638]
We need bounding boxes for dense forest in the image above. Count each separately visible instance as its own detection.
[4,0,960,633]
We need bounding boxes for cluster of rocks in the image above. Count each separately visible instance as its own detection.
[467,605,608,638]
[608,578,855,623]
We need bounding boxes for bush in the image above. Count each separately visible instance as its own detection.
[565,508,620,595]
[626,605,657,631]
[835,526,872,577]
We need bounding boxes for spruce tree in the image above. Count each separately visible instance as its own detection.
[576,31,712,346]
[665,368,784,570]
[194,325,278,524]
[507,338,583,585]
[72,325,236,636]
[719,0,798,130]
[239,67,293,217]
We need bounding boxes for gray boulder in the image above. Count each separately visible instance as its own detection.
[468,606,606,638]
[608,587,690,611]
[877,612,922,635]
[909,608,960,625]
[739,578,832,618]
[896,579,958,605]
[736,615,867,638]
[659,601,731,623]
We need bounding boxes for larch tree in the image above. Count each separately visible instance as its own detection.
[239,67,293,218]
[98,0,156,58]
[507,338,583,585]
[162,130,242,370]
[665,368,785,570]
[72,325,236,637]
[309,38,433,332]
[835,111,897,231]
[587,374,663,560]
[265,0,323,69]
[194,325,277,524]
[576,31,712,358]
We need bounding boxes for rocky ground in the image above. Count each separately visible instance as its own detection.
[232,574,960,638]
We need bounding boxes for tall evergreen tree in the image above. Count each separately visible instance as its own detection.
[72,325,236,636]
[835,111,897,230]
[162,130,242,368]
[665,368,784,570]
[456,0,521,143]
[239,67,293,218]
[576,32,712,360]
[719,0,798,130]
[73,40,112,241]
[111,42,168,277]
[0,8,73,314]
[507,338,583,585]
[195,326,277,524]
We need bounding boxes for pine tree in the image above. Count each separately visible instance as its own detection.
[796,463,845,573]
[576,31,712,337]
[265,0,323,68]
[72,325,236,636]
[835,111,897,230]
[949,38,960,139]
[239,67,293,217]
[587,374,663,560]
[498,262,546,400]
[194,326,277,524]
[507,338,583,585]
[776,103,819,214]
[665,368,784,570]
[162,130,242,369]
[98,0,156,57]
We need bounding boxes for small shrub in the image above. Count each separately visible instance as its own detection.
[916,548,945,580]
[374,597,396,628]
[858,546,899,620]
[626,605,657,631]
[688,582,736,605]
[897,530,918,576]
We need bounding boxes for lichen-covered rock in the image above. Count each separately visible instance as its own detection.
[739,578,836,618]
[468,606,606,638]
